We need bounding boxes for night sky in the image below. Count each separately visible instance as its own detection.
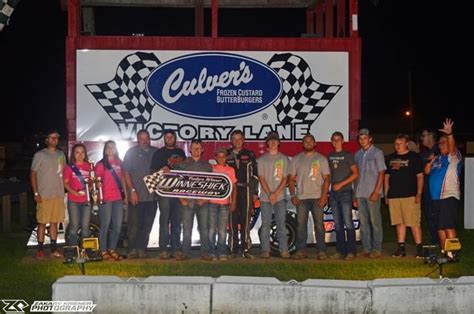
[0,0,470,142]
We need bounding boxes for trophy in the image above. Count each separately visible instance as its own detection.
[84,160,104,215]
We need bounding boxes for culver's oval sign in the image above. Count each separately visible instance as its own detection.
[146,53,282,120]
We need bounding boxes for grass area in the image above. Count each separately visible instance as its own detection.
[1,203,474,303]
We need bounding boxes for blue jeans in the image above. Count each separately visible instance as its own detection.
[157,196,182,252]
[127,201,157,251]
[260,200,288,252]
[330,190,356,255]
[356,197,383,252]
[67,200,91,246]
[296,199,326,252]
[181,202,210,256]
[99,200,124,251]
[208,203,230,256]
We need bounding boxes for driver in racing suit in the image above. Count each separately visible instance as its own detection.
[226,130,259,259]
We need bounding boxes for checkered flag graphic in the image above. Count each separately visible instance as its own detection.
[0,0,20,31]
[143,171,163,194]
[85,52,161,124]
[267,53,342,125]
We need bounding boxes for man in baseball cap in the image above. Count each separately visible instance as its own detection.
[358,128,370,137]
[354,128,386,258]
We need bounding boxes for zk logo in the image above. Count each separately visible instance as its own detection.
[1,299,29,313]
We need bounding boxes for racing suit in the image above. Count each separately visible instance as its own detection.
[226,148,259,255]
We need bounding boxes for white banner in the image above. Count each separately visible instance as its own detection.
[77,50,349,142]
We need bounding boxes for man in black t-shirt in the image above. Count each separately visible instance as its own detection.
[150,129,186,260]
[384,134,424,258]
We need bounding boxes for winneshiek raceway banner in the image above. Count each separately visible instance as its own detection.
[76,50,349,144]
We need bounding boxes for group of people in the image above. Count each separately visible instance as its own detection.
[381,118,461,259]
[31,138,127,261]
[30,118,461,261]
[125,129,260,261]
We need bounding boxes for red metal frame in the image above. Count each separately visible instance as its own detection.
[66,0,79,142]
[66,0,361,156]
[211,0,218,38]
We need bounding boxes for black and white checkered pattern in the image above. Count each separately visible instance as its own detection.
[267,53,342,126]
[0,0,20,31]
[85,52,161,124]
[86,51,341,127]
[143,171,163,194]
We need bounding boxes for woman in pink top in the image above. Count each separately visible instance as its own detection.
[95,141,127,261]
[63,143,91,246]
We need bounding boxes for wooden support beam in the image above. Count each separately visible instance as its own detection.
[67,0,79,142]
[68,0,80,37]
[195,0,204,36]
[306,7,315,34]
[349,0,358,37]
[325,0,334,38]
[337,0,345,37]
[66,36,77,142]
[211,0,218,38]
[315,0,324,37]
[82,7,96,35]
[79,0,315,8]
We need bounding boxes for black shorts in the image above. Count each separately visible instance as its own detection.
[432,197,459,230]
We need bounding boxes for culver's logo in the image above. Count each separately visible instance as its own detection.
[146,52,282,120]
